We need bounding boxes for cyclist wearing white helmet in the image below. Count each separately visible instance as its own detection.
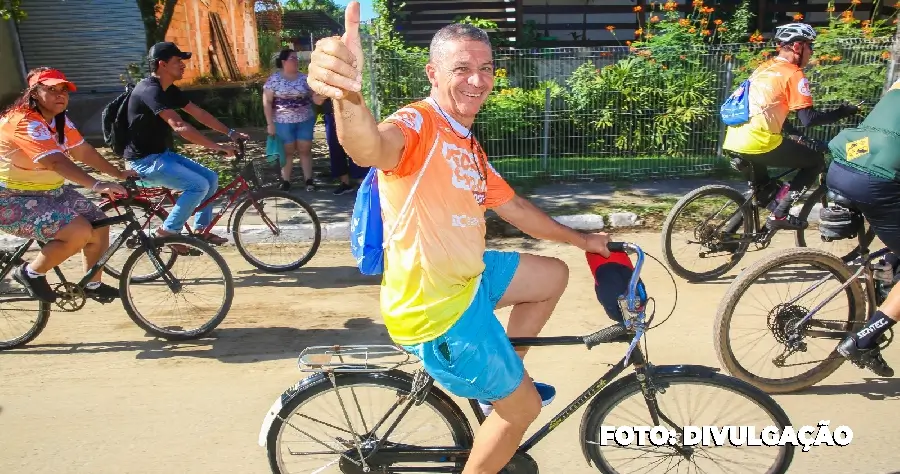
[723,22,860,231]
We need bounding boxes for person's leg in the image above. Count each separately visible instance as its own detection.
[130,151,211,236]
[401,263,540,473]
[172,154,221,235]
[747,139,825,230]
[274,122,298,190]
[830,164,900,376]
[0,190,93,303]
[58,187,122,299]
[296,115,317,191]
[326,112,354,195]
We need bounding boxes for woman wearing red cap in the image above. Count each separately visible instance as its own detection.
[0,67,137,303]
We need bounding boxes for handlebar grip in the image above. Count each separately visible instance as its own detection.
[607,242,626,252]
[583,324,629,349]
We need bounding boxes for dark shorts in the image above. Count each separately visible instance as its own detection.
[826,161,900,253]
[0,186,105,242]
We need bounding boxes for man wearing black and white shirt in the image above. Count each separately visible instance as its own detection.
[125,41,248,244]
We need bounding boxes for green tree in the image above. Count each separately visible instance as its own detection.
[0,0,24,21]
[284,0,343,24]
[136,0,179,51]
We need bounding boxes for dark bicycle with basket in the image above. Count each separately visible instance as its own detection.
[257,241,795,473]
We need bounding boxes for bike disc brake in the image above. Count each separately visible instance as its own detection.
[53,283,86,312]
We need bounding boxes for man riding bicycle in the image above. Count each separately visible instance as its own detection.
[307,3,611,472]
[826,79,900,378]
[722,22,859,231]
[124,42,249,245]
[0,67,135,303]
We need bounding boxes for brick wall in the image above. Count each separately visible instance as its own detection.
[164,0,261,84]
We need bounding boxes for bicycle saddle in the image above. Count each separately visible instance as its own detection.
[826,189,860,211]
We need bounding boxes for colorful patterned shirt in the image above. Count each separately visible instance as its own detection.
[263,71,315,123]
[378,97,516,346]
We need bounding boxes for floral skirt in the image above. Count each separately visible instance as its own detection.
[0,186,106,242]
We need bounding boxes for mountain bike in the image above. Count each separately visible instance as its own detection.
[713,188,895,393]
[661,134,875,282]
[99,140,321,278]
[257,242,795,473]
[0,179,234,350]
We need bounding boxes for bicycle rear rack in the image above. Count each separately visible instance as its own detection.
[296,344,416,373]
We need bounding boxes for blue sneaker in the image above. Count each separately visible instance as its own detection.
[478,381,556,417]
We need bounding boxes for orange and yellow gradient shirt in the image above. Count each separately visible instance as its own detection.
[0,109,85,191]
[378,97,515,345]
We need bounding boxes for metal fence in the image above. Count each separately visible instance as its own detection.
[364,37,895,182]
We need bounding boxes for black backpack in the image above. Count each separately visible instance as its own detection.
[101,82,135,156]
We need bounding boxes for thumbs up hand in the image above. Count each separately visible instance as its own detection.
[308,1,363,100]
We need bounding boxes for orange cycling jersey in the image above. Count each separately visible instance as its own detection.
[378,97,515,346]
[723,57,814,154]
[0,108,85,191]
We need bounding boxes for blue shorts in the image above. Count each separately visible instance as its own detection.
[402,250,524,402]
[274,116,316,143]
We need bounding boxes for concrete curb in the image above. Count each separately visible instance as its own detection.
[0,213,649,250]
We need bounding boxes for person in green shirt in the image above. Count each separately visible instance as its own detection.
[825,80,900,378]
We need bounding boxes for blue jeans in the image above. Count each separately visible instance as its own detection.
[402,250,524,402]
[274,116,316,143]
[127,150,219,234]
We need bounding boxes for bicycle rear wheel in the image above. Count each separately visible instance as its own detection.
[232,190,321,272]
[582,371,794,473]
[119,235,234,340]
[264,370,473,474]
[714,247,867,393]
[661,185,752,282]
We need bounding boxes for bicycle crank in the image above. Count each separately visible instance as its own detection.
[501,452,539,474]
[53,283,86,312]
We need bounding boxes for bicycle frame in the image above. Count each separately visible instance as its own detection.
[784,228,892,336]
[286,243,709,471]
[127,174,255,238]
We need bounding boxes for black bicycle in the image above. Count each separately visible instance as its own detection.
[661,134,875,282]
[714,188,895,393]
[0,179,234,350]
[258,242,795,473]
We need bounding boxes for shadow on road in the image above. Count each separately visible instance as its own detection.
[780,376,900,401]
[233,265,382,289]
[0,317,393,364]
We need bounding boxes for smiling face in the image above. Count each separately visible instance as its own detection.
[31,83,70,117]
[426,39,494,127]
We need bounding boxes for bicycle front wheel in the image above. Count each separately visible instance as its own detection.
[232,191,321,272]
[714,247,867,393]
[0,269,50,350]
[264,370,473,474]
[661,185,752,282]
[583,371,794,473]
[119,235,234,340]
[99,200,176,283]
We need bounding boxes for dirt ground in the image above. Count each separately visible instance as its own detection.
[1,231,898,473]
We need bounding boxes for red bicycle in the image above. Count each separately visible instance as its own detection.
[100,140,321,280]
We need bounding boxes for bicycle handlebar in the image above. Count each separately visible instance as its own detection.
[583,241,648,364]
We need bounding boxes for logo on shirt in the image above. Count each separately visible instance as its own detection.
[389,108,424,133]
[798,78,811,97]
[846,136,870,160]
[442,141,487,205]
[27,120,51,141]
[452,214,483,228]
